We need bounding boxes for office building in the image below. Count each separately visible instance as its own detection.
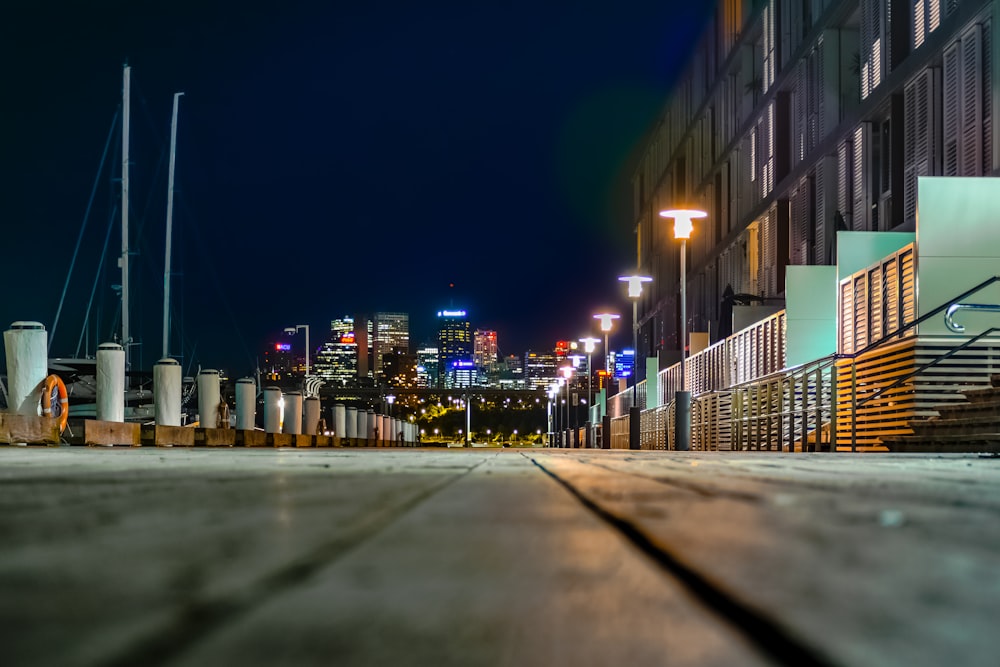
[313,317,358,387]
[631,0,995,361]
[416,346,439,387]
[373,312,410,381]
[524,351,558,391]
[437,309,472,387]
[473,330,499,372]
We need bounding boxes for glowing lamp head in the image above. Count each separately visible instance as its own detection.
[560,366,573,380]
[579,336,600,354]
[618,275,653,299]
[593,313,620,332]
[659,208,707,240]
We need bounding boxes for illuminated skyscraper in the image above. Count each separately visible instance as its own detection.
[416,346,439,387]
[373,312,410,380]
[474,330,498,371]
[314,317,358,387]
[523,351,557,391]
[437,309,472,387]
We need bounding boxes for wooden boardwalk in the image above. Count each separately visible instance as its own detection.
[1,447,997,666]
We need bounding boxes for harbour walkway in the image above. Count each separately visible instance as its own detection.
[1,447,998,666]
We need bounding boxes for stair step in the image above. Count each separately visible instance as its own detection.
[935,399,1000,420]
[881,433,1000,453]
[911,415,1000,431]
[959,387,1000,403]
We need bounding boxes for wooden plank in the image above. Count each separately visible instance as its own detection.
[0,414,61,445]
[140,425,196,447]
[84,420,140,447]
[195,428,236,447]
[268,433,294,448]
[294,434,314,448]
[235,429,268,448]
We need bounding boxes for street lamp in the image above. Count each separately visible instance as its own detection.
[386,394,395,416]
[284,324,311,378]
[579,336,600,422]
[659,208,707,451]
[560,366,573,436]
[619,275,652,409]
[618,275,652,373]
[593,313,620,375]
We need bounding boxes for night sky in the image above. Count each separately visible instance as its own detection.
[2,1,712,376]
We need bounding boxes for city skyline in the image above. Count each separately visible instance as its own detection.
[1,1,713,377]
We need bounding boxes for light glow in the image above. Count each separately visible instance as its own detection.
[659,209,707,240]
[579,336,600,354]
[618,275,653,299]
[593,313,620,332]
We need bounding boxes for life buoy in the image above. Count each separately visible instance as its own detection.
[41,374,69,434]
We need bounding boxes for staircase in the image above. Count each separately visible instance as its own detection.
[881,376,1000,452]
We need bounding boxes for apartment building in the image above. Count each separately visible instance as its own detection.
[633,0,996,361]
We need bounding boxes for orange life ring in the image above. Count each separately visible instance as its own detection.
[41,374,69,433]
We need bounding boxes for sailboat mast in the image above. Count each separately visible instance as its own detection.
[121,64,131,375]
[163,91,184,359]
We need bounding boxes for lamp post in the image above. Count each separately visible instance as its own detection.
[593,313,620,376]
[659,208,707,451]
[386,394,395,415]
[284,324,311,378]
[568,354,585,429]
[618,275,652,368]
[560,366,573,436]
[580,336,600,422]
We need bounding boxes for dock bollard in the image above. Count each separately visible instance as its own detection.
[345,406,357,446]
[304,396,320,435]
[154,359,182,426]
[198,370,221,429]
[263,387,282,433]
[235,378,256,431]
[366,410,376,445]
[4,321,47,418]
[96,343,125,422]
[333,403,346,440]
[284,391,303,434]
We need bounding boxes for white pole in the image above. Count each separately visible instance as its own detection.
[334,403,346,437]
[163,91,184,358]
[305,325,310,377]
[681,239,687,392]
[121,65,131,380]
[345,406,357,440]
[153,358,182,426]
[284,391,303,434]
[263,387,282,433]
[304,396,320,435]
[96,342,125,422]
[3,322,47,418]
[235,377,256,430]
[197,369,221,429]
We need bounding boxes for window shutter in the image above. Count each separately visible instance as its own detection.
[852,125,867,230]
[791,179,808,265]
[961,24,983,176]
[903,69,937,225]
[815,160,827,264]
[757,208,777,296]
[983,20,993,174]
[943,43,960,176]
[837,140,849,216]
[915,0,927,49]
[795,61,806,163]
